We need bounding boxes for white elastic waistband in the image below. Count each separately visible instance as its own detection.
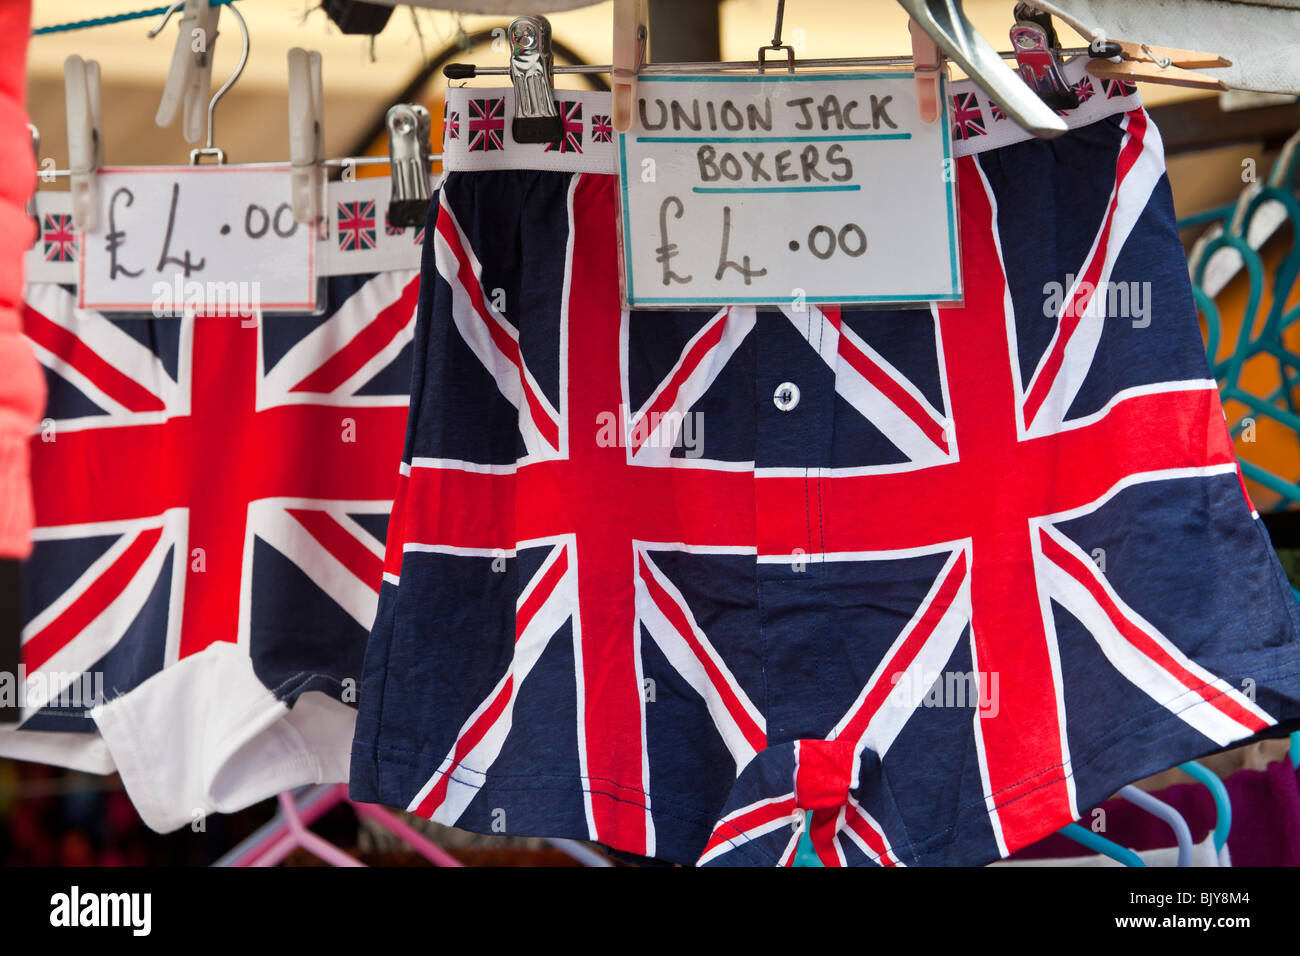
[441,56,1141,175]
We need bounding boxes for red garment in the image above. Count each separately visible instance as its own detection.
[0,0,45,557]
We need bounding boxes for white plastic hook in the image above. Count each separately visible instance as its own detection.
[612,0,648,134]
[287,48,324,224]
[64,55,102,231]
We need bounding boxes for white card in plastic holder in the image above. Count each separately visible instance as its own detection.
[79,167,317,315]
[617,72,960,309]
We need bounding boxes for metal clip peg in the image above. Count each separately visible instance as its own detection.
[509,16,561,145]
[1011,3,1078,111]
[386,104,432,229]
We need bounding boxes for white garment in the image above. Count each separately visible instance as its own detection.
[1038,0,1300,94]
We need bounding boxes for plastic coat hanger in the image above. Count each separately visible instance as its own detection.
[1056,785,1198,866]
[213,784,462,867]
[1059,822,1145,866]
[1179,760,1231,855]
[1118,785,1195,866]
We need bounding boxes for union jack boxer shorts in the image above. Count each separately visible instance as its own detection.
[350,61,1300,866]
[9,250,421,830]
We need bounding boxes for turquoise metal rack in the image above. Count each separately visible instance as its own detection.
[1190,130,1300,506]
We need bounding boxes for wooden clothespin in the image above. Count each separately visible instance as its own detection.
[1087,42,1232,91]
[155,0,222,144]
[287,48,324,225]
[908,17,945,124]
[612,0,648,134]
[64,55,102,231]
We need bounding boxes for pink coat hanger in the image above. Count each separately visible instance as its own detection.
[216,784,462,867]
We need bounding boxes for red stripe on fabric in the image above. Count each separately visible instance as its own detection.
[286,508,384,591]
[516,546,568,638]
[837,333,949,454]
[22,303,166,413]
[1039,527,1269,733]
[628,313,727,453]
[809,807,842,866]
[1023,110,1149,427]
[843,804,899,866]
[290,275,420,394]
[837,551,967,743]
[436,211,559,451]
[702,796,798,858]
[24,526,163,672]
[383,471,410,580]
[638,552,765,753]
[413,675,514,818]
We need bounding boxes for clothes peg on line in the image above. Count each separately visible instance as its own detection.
[1010,3,1078,111]
[154,0,222,145]
[908,17,945,124]
[386,104,433,228]
[64,55,102,231]
[612,0,648,133]
[287,48,324,225]
[508,16,562,144]
[1086,41,1232,91]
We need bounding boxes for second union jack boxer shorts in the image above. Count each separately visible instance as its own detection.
[350,61,1300,866]
[11,227,422,830]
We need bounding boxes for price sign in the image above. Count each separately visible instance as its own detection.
[79,166,316,315]
[617,73,960,308]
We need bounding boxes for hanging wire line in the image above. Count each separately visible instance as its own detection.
[32,0,238,36]
[769,0,786,50]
